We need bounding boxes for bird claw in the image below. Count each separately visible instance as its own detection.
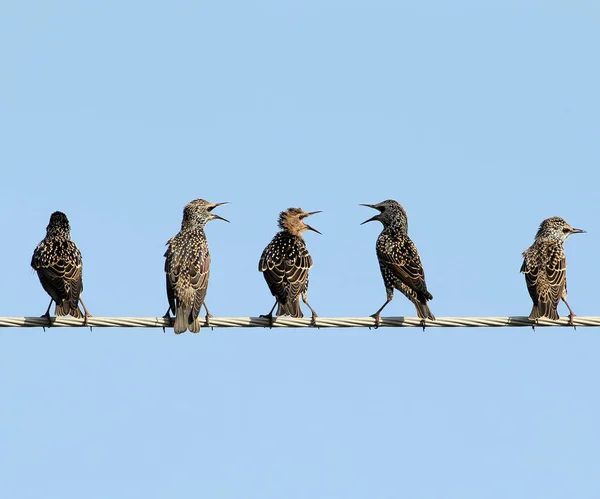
[260,313,274,328]
[41,312,52,329]
[162,311,173,333]
[420,319,426,331]
[310,314,318,327]
[82,314,91,327]
[370,313,381,329]
[568,314,576,330]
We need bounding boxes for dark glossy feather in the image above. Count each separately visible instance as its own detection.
[165,228,210,333]
[376,230,433,302]
[31,237,84,318]
[259,231,312,318]
[521,240,566,320]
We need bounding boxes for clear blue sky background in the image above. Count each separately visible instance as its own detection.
[1,1,599,498]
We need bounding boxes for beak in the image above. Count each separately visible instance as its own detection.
[571,228,586,234]
[209,201,230,210]
[208,202,230,223]
[210,213,229,223]
[361,215,380,225]
[305,224,322,235]
[306,210,322,217]
[360,203,383,224]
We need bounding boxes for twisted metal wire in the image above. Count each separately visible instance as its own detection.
[0,316,599,328]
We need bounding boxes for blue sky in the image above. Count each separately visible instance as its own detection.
[1,1,599,498]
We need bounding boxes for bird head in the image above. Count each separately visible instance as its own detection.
[535,216,586,243]
[182,199,229,228]
[278,208,322,236]
[360,200,408,232]
[46,211,71,237]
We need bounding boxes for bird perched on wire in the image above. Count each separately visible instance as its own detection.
[31,211,91,326]
[164,199,229,334]
[521,216,585,326]
[259,207,321,327]
[361,200,435,328]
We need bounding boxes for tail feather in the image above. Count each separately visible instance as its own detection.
[414,300,435,321]
[529,303,559,321]
[188,317,201,333]
[174,309,187,334]
[174,305,201,334]
[276,299,303,318]
[55,300,83,319]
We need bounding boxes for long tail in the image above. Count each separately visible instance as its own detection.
[529,303,559,321]
[276,298,303,318]
[174,305,201,334]
[414,300,435,321]
[55,299,83,319]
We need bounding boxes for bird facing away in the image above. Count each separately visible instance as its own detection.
[259,208,321,326]
[164,199,229,334]
[521,216,585,326]
[31,211,91,325]
[361,200,435,328]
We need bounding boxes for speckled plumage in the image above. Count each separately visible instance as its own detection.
[521,216,585,325]
[361,200,434,327]
[259,207,320,325]
[164,199,228,334]
[31,211,90,323]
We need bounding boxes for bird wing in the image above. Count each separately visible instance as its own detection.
[259,234,312,303]
[377,233,432,300]
[32,240,83,310]
[165,234,210,319]
[521,242,566,312]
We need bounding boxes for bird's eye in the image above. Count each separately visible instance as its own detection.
[562,228,570,233]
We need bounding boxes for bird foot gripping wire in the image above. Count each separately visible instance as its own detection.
[259,313,274,329]
[40,311,52,331]
[162,310,173,333]
[369,313,381,330]
[204,313,213,330]
[83,313,93,332]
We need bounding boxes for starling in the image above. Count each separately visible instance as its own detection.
[361,200,435,328]
[164,199,229,334]
[259,208,321,326]
[31,211,91,325]
[521,216,585,326]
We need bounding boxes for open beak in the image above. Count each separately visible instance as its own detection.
[360,203,381,225]
[361,215,380,225]
[210,213,230,223]
[571,228,586,234]
[303,211,322,234]
[209,202,230,223]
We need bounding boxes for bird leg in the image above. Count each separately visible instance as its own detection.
[79,298,92,329]
[162,307,173,333]
[561,296,577,329]
[260,301,278,328]
[301,294,318,327]
[371,295,393,329]
[41,298,53,329]
[203,302,213,328]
